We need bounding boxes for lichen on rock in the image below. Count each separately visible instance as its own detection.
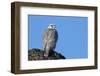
[28,48,65,60]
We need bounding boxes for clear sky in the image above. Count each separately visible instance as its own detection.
[28,15,88,59]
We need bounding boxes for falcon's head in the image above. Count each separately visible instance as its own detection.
[48,24,56,29]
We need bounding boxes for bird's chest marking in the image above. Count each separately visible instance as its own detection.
[47,30,55,39]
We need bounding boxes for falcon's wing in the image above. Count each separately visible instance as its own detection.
[55,29,58,43]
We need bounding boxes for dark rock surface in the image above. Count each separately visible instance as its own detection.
[28,48,66,60]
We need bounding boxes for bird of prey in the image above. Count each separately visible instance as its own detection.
[43,24,58,57]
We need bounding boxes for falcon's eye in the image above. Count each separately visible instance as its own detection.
[51,25,53,27]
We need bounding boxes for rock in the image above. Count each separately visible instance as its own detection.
[28,48,65,60]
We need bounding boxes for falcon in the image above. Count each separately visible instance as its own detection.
[43,24,58,57]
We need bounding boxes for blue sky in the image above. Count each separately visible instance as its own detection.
[28,15,88,59]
